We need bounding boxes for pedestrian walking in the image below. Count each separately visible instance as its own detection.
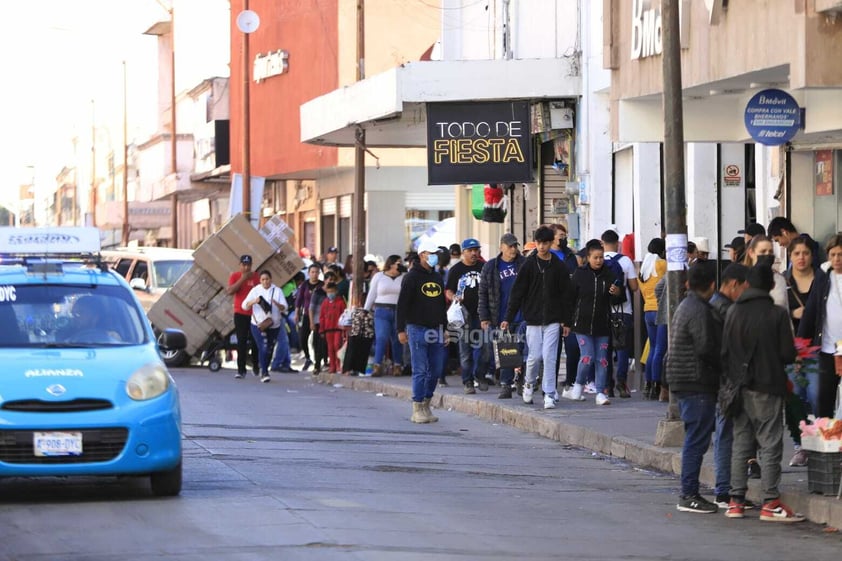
[226,254,260,379]
[601,229,638,398]
[722,264,802,523]
[478,233,526,399]
[364,255,405,377]
[501,226,572,409]
[665,264,721,514]
[242,270,288,383]
[639,237,666,399]
[446,238,487,393]
[295,264,323,372]
[397,239,447,424]
[562,239,621,405]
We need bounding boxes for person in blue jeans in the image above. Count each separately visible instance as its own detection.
[397,240,447,423]
[269,317,295,373]
[600,229,638,398]
[478,233,526,399]
[665,264,721,514]
[563,239,622,405]
[446,238,486,394]
[364,255,405,377]
[709,263,750,506]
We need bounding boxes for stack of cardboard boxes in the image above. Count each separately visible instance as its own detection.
[148,214,303,359]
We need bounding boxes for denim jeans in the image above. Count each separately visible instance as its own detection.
[575,334,610,393]
[407,324,447,402]
[649,324,668,384]
[285,312,300,351]
[249,324,276,374]
[524,324,560,397]
[730,390,784,501]
[713,405,733,497]
[644,311,658,383]
[270,320,291,370]
[374,306,403,366]
[788,366,820,417]
[613,313,633,383]
[459,314,487,384]
[677,392,717,497]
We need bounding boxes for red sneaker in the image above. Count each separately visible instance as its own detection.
[760,499,805,523]
[724,499,745,519]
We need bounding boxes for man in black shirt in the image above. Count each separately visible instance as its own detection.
[446,237,487,394]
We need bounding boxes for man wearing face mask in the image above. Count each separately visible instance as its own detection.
[550,224,581,393]
[397,239,448,424]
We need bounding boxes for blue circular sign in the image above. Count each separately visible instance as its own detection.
[744,89,800,146]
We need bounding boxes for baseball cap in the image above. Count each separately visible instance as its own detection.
[240,254,253,265]
[724,236,746,250]
[327,246,338,253]
[738,223,765,237]
[500,233,519,246]
[417,239,440,254]
[461,238,481,250]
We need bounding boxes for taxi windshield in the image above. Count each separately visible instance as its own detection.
[0,285,148,348]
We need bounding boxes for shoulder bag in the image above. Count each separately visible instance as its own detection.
[718,338,758,418]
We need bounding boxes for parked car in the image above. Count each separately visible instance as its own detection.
[101,247,193,367]
[0,227,187,496]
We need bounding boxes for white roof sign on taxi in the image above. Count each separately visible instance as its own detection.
[0,227,101,255]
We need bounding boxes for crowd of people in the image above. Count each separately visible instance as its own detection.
[226,216,842,524]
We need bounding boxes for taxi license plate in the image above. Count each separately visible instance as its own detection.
[33,432,83,457]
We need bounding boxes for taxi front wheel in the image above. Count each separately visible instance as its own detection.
[150,462,182,497]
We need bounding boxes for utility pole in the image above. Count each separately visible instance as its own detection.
[122,60,130,246]
[242,0,252,226]
[655,0,687,444]
[352,0,366,306]
[90,99,97,227]
[170,6,178,247]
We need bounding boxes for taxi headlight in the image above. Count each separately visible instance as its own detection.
[126,363,170,400]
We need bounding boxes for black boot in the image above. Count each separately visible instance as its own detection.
[643,382,652,400]
[650,382,661,401]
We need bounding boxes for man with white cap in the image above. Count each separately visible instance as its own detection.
[397,239,448,423]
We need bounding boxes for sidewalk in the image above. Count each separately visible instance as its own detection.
[313,370,842,527]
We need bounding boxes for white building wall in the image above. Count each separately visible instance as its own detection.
[685,143,719,249]
[719,143,747,260]
[632,143,662,254]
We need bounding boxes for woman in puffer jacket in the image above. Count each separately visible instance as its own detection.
[561,239,622,405]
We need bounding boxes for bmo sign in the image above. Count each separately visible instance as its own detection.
[631,0,662,60]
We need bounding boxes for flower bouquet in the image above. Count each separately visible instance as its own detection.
[787,337,821,392]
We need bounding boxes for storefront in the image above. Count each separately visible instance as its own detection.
[605,0,842,253]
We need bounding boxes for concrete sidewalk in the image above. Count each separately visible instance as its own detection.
[314,370,842,527]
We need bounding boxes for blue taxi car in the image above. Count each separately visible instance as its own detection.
[0,227,187,496]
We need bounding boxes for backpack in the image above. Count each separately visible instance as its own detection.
[604,253,628,304]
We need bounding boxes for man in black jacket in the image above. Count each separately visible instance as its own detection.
[666,264,720,514]
[478,233,526,399]
[501,226,572,410]
[722,264,802,523]
[397,239,447,424]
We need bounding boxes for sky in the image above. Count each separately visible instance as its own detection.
[0,0,230,209]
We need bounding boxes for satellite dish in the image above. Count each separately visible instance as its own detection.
[236,10,260,33]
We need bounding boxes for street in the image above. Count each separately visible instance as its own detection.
[0,366,839,561]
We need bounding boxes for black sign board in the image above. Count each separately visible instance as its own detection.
[426,101,533,185]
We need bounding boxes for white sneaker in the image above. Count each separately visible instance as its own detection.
[584,382,597,394]
[562,383,585,401]
[595,392,611,405]
[523,383,534,404]
[543,395,556,409]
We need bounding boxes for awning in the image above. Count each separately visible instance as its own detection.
[300,59,581,148]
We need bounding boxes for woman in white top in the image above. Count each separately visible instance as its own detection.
[743,234,788,309]
[363,254,405,377]
[798,233,842,418]
[242,270,287,382]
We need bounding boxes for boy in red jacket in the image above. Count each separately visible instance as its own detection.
[319,281,346,374]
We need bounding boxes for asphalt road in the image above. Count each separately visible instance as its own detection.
[0,367,839,561]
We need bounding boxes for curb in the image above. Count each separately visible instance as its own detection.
[316,372,842,527]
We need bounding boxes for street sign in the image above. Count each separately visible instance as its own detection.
[744,89,800,146]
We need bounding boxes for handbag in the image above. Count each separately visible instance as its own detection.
[609,305,628,350]
[257,316,273,331]
[338,307,354,328]
[718,338,758,418]
[447,300,465,330]
[493,331,522,369]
